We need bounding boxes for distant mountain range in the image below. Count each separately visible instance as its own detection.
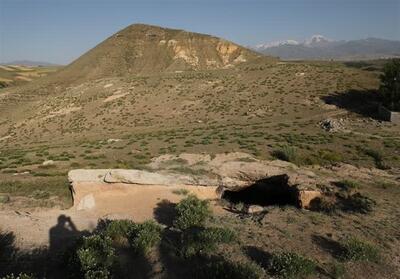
[0,60,59,66]
[253,35,400,60]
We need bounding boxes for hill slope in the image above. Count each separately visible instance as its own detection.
[0,24,398,174]
[55,24,262,83]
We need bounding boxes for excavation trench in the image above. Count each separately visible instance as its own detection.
[221,174,300,207]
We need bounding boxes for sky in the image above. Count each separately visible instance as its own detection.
[0,0,399,65]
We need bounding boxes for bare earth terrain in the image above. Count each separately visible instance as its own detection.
[0,24,399,278]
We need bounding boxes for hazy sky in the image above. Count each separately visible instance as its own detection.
[0,0,399,64]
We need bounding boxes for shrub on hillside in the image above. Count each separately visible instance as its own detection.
[340,237,379,262]
[103,219,135,244]
[268,251,316,278]
[127,220,162,255]
[181,226,236,258]
[194,259,263,279]
[173,195,211,231]
[339,192,376,214]
[335,180,359,192]
[69,235,115,279]
[272,145,297,163]
[364,148,390,170]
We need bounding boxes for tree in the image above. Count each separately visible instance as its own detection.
[380,59,400,111]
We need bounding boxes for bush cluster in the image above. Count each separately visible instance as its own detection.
[127,220,162,255]
[71,235,115,279]
[268,251,316,278]
[340,237,380,262]
[272,145,297,163]
[173,195,211,230]
[194,259,263,279]
[181,226,236,257]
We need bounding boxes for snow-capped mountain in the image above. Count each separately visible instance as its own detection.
[304,35,332,47]
[253,35,400,60]
[255,40,299,50]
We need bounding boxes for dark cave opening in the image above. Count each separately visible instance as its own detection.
[221,174,299,207]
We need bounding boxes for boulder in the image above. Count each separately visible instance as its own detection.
[42,160,55,166]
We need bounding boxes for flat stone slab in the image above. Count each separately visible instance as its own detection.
[105,169,197,185]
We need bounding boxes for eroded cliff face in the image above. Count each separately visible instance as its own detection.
[54,24,265,82]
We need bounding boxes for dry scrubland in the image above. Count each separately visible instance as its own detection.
[0,65,59,88]
[0,25,399,278]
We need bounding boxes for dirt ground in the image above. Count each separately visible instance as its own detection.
[0,157,399,278]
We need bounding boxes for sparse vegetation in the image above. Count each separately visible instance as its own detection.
[127,220,162,255]
[68,235,115,279]
[194,259,263,279]
[181,226,236,257]
[272,145,297,163]
[268,251,316,278]
[173,195,211,230]
[340,237,380,262]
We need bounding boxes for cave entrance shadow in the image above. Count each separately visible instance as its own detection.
[221,174,299,207]
[321,89,382,120]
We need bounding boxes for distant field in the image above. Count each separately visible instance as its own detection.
[0,64,61,88]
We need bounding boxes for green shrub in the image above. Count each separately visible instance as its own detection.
[316,149,342,164]
[268,252,316,278]
[340,192,376,214]
[272,145,297,163]
[310,196,337,213]
[181,227,236,257]
[336,180,359,192]
[330,262,346,279]
[104,219,135,244]
[172,188,189,196]
[127,220,162,255]
[173,195,211,230]
[340,237,379,262]
[73,235,115,279]
[364,149,389,169]
[0,194,10,203]
[194,259,263,279]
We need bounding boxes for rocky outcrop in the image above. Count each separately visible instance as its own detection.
[68,153,324,212]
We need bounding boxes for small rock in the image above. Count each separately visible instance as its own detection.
[107,138,121,143]
[246,205,265,214]
[298,190,322,209]
[104,83,113,88]
[42,160,55,166]
[319,118,344,132]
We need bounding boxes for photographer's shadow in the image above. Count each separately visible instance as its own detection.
[49,214,87,256]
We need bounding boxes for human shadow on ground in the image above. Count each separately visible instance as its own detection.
[0,214,90,278]
[153,199,177,227]
[321,89,382,120]
[49,214,85,256]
